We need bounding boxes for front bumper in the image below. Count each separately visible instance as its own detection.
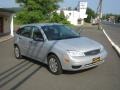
[62,49,107,71]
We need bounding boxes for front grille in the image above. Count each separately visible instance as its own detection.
[84,49,100,56]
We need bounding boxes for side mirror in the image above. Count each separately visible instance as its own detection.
[33,37,44,41]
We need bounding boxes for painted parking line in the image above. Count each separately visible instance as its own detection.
[102,29,120,55]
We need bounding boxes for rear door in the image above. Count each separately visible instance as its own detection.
[16,26,33,56]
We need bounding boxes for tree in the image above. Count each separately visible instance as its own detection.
[50,11,70,24]
[68,7,72,10]
[85,8,96,23]
[74,7,78,11]
[16,0,63,24]
[116,15,120,23]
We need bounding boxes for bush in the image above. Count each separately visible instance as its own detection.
[85,8,96,23]
[50,12,70,24]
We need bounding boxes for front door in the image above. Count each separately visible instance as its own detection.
[0,17,3,34]
[28,26,45,61]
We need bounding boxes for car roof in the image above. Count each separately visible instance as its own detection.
[20,23,63,28]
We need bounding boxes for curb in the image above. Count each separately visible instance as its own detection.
[0,36,13,43]
[102,29,120,55]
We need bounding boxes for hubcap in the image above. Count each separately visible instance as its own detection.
[15,47,20,58]
[49,58,58,73]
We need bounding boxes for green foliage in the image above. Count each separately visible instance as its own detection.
[50,11,70,24]
[16,0,64,24]
[16,10,45,24]
[85,8,96,23]
[116,15,120,23]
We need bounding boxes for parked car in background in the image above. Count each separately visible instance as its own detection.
[14,23,107,75]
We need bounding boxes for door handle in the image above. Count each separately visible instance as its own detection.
[29,41,37,45]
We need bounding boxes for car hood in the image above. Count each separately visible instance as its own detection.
[54,37,102,52]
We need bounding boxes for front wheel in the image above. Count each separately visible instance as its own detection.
[48,54,63,75]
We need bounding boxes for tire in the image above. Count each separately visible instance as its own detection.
[47,54,63,75]
[14,45,22,59]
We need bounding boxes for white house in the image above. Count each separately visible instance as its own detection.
[57,1,88,25]
[0,8,14,36]
[0,0,19,37]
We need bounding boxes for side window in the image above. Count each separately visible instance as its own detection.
[20,26,32,38]
[33,27,43,39]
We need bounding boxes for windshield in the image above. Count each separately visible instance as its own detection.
[41,25,80,40]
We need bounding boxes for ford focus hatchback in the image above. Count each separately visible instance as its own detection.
[14,23,107,75]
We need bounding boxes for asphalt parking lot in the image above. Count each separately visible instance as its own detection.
[0,26,120,90]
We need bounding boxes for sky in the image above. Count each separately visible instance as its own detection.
[59,0,120,14]
[0,0,119,14]
[0,0,19,8]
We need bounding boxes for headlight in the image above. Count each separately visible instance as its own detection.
[100,45,104,52]
[67,50,85,57]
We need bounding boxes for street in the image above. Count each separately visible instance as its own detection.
[0,27,120,90]
[102,21,120,47]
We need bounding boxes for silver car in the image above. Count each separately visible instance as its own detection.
[14,23,107,75]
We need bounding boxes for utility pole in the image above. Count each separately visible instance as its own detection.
[97,0,103,19]
[96,0,103,29]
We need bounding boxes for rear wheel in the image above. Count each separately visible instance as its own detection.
[14,46,22,59]
[48,54,63,75]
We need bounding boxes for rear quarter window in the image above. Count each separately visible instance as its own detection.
[16,28,22,35]
[16,26,32,38]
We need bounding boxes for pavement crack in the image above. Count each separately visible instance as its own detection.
[0,63,34,88]
[0,60,26,76]
[10,66,41,90]
[0,61,30,82]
